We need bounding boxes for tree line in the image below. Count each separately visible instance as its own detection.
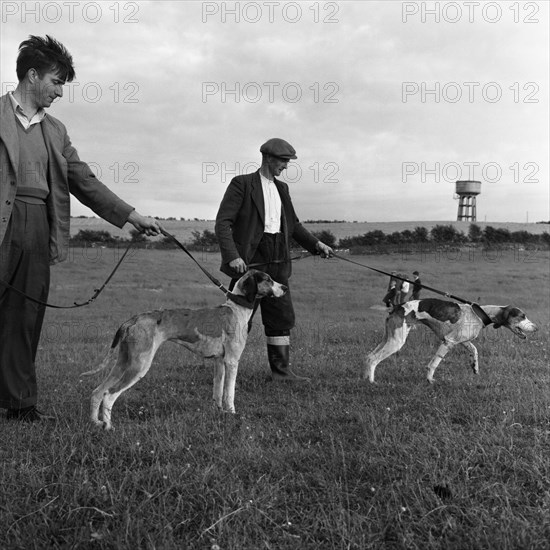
[70,224,550,251]
[334,224,549,249]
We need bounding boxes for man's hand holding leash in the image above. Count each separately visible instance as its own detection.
[229,240,333,275]
[229,257,248,274]
[316,241,334,259]
[127,210,164,237]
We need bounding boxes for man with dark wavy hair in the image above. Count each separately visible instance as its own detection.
[0,35,162,422]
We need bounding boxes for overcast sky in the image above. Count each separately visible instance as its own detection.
[1,1,548,222]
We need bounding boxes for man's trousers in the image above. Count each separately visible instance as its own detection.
[230,232,295,336]
[0,200,50,409]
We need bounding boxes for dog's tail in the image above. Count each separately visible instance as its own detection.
[80,324,125,377]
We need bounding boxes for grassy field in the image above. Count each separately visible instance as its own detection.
[1,246,549,549]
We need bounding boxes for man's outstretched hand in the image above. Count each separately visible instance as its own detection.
[127,211,163,236]
[316,241,334,258]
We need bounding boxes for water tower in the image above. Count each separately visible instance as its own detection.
[455,180,481,221]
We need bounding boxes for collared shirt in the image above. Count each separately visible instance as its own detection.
[260,173,282,233]
[8,92,47,129]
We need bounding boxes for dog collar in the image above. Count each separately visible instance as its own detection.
[226,292,256,309]
[471,302,493,327]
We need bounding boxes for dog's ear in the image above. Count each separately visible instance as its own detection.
[492,305,512,329]
[240,271,258,303]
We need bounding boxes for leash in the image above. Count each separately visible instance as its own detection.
[4,224,490,325]
[0,242,134,309]
[248,251,311,269]
[332,253,493,326]
[242,249,491,324]
[160,229,229,294]
[1,229,234,308]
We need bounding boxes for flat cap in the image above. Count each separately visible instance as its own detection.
[260,138,297,160]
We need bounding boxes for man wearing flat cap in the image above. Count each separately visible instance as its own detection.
[215,138,333,381]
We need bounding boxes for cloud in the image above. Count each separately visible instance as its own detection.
[1,0,548,222]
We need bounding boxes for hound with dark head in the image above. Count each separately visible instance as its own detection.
[364,299,537,383]
[82,270,286,430]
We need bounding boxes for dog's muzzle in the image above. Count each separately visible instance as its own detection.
[270,283,288,298]
[513,320,538,339]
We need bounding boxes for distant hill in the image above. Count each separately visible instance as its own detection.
[70,218,549,244]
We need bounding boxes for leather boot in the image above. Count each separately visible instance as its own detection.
[267,337,310,382]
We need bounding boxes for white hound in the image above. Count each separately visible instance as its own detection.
[83,270,286,430]
[364,298,538,383]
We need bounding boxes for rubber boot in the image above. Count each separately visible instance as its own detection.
[267,337,310,382]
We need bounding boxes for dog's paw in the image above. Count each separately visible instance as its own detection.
[94,419,114,431]
[362,372,376,383]
[213,406,226,416]
[91,420,113,431]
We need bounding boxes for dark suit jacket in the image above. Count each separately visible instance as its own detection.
[0,94,134,264]
[215,171,319,278]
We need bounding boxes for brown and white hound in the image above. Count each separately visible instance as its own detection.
[364,299,538,383]
[82,270,286,430]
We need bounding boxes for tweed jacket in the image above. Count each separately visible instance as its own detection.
[215,170,319,278]
[0,94,134,264]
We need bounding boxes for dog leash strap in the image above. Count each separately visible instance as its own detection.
[0,279,70,309]
[0,241,135,309]
[333,253,462,301]
[72,243,134,306]
[247,252,312,269]
[332,253,493,325]
[160,229,228,294]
